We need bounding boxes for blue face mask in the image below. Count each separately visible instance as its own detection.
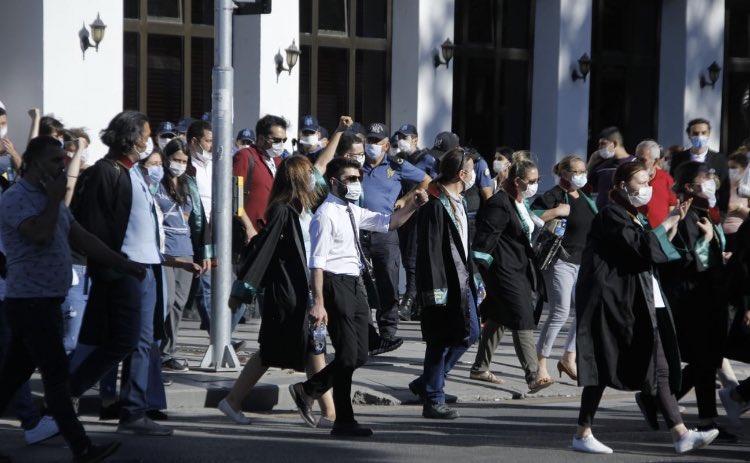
[147,165,164,184]
[690,136,709,150]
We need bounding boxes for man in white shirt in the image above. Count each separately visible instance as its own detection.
[289,157,427,437]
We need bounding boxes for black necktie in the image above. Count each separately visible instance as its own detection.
[345,204,373,276]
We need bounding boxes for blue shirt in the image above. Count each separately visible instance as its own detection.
[121,167,162,264]
[474,157,493,189]
[154,184,194,257]
[362,155,426,214]
[0,178,73,298]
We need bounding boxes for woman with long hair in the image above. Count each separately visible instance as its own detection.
[469,152,550,393]
[408,148,480,420]
[218,155,335,426]
[531,155,597,383]
[572,161,718,454]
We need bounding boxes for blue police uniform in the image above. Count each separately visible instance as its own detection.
[361,155,426,337]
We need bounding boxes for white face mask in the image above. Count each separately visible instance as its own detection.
[137,137,153,160]
[599,147,615,160]
[344,181,362,201]
[266,142,285,158]
[627,186,653,207]
[300,134,319,147]
[698,179,717,207]
[493,160,508,175]
[462,170,476,191]
[730,168,742,182]
[158,137,171,151]
[353,154,365,167]
[397,139,413,154]
[571,173,587,189]
[365,143,383,161]
[521,181,538,199]
[169,163,186,177]
[0,126,7,138]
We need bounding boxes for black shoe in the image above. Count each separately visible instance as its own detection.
[422,402,459,420]
[146,410,169,421]
[634,392,659,431]
[288,383,316,428]
[0,452,12,463]
[369,336,403,356]
[117,416,173,436]
[99,402,121,421]
[398,298,414,321]
[408,379,426,403]
[330,421,373,437]
[162,358,189,372]
[73,441,121,463]
[696,423,738,443]
[231,340,246,352]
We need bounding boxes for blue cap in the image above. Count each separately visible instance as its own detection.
[158,121,176,136]
[396,124,418,137]
[366,122,389,141]
[347,122,366,137]
[201,111,211,122]
[433,131,460,151]
[236,128,256,142]
[176,116,193,133]
[300,115,319,132]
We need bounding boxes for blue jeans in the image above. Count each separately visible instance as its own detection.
[421,296,480,404]
[97,340,166,411]
[0,300,40,430]
[62,264,89,354]
[197,271,246,335]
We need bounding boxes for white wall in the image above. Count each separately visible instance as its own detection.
[659,0,724,150]
[41,0,124,161]
[530,0,592,190]
[390,0,454,149]
[0,0,44,154]
[233,5,299,150]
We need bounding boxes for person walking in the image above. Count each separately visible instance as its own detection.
[288,157,427,437]
[531,155,596,383]
[409,149,481,420]
[572,161,718,454]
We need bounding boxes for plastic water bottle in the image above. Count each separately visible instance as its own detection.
[312,324,327,355]
[554,218,567,237]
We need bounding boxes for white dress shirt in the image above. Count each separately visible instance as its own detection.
[193,156,213,221]
[309,193,390,276]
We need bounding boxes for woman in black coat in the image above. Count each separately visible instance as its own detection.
[661,161,732,438]
[469,154,549,393]
[572,162,718,455]
[410,149,481,420]
[217,155,334,426]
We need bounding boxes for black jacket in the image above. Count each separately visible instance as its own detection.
[670,149,729,213]
[576,203,682,394]
[231,203,310,371]
[471,190,545,330]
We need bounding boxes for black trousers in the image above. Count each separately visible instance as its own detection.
[361,229,400,337]
[676,363,719,420]
[397,215,418,302]
[0,298,90,455]
[737,377,750,401]
[303,273,369,424]
[578,332,682,429]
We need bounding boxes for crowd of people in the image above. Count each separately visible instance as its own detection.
[0,99,749,462]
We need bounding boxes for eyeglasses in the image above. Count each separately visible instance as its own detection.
[268,137,287,144]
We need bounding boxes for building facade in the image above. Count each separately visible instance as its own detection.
[0,0,742,187]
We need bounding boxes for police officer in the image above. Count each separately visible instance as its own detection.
[295,115,324,162]
[234,128,256,154]
[463,147,494,240]
[394,124,437,321]
[361,123,431,339]
[156,122,177,152]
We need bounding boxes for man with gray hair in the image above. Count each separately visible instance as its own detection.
[634,139,677,225]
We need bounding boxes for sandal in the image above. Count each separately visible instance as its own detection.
[469,370,506,385]
[528,376,555,394]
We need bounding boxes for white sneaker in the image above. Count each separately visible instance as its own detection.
[24,416,60,445]
[218,398,251,425]
[571,434,613,454]
[674,428,719,454]
[719,387,747,428]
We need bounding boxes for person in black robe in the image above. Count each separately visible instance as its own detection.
[409,149,481,420]
[572,161,719,454]
[661,161,733,440]
[469,154,549,393]
[216,155,335,426]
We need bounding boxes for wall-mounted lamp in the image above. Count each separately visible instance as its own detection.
[700,61,722,89]
[275,39,301,81]
[433,38,455,69]
[571,53,591,82]
[79,13,107,59]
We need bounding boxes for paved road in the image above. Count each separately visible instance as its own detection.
[2,396,748,462]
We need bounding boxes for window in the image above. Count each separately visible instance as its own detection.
[299,0,392,133]
[587,0,661,154]
[722,0,750,153]
[124,0,214,127]
[453,0,535,156]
